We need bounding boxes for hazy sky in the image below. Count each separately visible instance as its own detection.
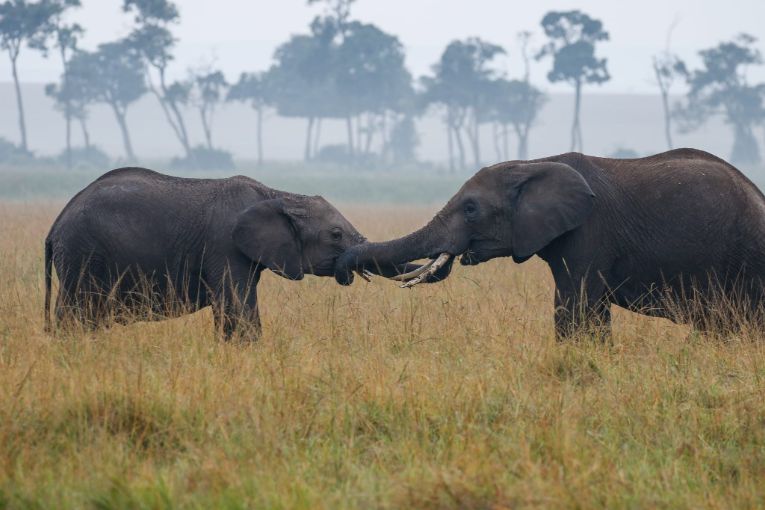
[2,0,765,93]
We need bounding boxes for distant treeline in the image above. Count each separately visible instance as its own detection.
[1,0,764,169]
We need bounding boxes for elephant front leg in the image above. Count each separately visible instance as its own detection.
[554,290,612,342]
[214,301,261,341]
[212,267,262,341]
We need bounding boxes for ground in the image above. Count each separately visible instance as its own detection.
[1,202,764,509]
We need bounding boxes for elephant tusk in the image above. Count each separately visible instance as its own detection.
[400,253,450,289]
[389,257,438,281]
[357,269,374,282]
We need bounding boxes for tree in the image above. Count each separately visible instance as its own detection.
[268,31,339,161]
[389,115,418,164]
[489,79,547,160]
[488,31,547,161]
[652,19,687,150]
[335,20,414,158]
[0,0,59,153]
[676,34,765,165]
[123,0,192,158]
[227,71,274,166]
[423,38,505,171]
[45,64,94,150]
[653,53,687,150]
[68,40,146,161]
[188,68,227,151]
[537,10,610,152]
[42,0,82,168]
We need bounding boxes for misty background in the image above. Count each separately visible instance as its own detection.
[1,0,764,201]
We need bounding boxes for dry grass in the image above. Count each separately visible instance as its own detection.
[1,202,764,509]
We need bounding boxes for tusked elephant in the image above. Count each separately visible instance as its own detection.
[336,149,765,339]
[44,167,419,340]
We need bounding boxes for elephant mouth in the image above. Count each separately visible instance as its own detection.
[460,250,481,266]
[331,255,374,286]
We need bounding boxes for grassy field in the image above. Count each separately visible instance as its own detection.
[1,201,765,509]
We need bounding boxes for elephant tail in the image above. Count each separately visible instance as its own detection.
[44,237,53,333]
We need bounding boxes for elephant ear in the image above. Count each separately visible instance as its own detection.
[510,162,595,260]
[233,198,305,280]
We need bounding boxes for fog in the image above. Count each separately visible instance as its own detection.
[1,0,764,174]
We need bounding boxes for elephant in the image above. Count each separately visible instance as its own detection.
[44,167,419,340]
[335,149,765,338]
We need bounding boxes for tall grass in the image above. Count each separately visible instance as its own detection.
[1,202,764,509]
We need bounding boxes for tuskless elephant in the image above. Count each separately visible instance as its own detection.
[44,167,422,340]
[335,149,765,338]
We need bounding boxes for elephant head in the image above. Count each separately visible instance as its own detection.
[233,195,419,284]
[335,161,596,285]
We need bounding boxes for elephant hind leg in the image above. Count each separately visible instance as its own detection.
[554,292,612,343]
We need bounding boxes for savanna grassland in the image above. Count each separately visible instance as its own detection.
[1,201,765,509]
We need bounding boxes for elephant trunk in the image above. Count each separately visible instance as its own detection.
[335,217,452,285]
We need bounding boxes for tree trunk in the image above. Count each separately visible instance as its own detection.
[9,52,28,153]
[502,123,510,161]
[152,68,192,157]
[355,115,362,155]
[447,112,455,173]
[256,106,264,167]
[111,103,136,162]
[78,117,91,149]
[731,122,760,165]
[380,112,390,162]
[148,78,187,155]
[168,97,191,155]
[453,124,466,171]
[660,89,673,150]
[313,117,322,156]
[200,106,213,150]
[304,116,315,161]
[571,79,582,152]
[464,113,480,168]
[346,116,354,157]
[492,122,502,162]
[515,123,529,160]
[364,113,374,155]
[59,46,72,170]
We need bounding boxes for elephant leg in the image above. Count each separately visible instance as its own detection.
[554,290,612,342]
[212,265,262,342]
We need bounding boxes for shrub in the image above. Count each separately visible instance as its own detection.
[58,146,112,170]
[170,146,235,171]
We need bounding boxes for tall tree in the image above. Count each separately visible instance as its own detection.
[227,71,274,166]
[652,19,687,150]
[189,68,227,151]
[45,59,94,151]
[0,0,59,153]
[423,38,505,170]
[537,10,610,152]
[335,20,414,157]
[268,29,341,161]
[489,78,547,161]
[676,34,765,164]
[68,40,146,161]
[43,0,82,168]
[653,53,687,150]
[123,0,192,158]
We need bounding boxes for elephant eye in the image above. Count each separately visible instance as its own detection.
[464,201,478,217]
[330,229,343,242]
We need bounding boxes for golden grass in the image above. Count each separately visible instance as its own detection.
[1,202,764,509]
